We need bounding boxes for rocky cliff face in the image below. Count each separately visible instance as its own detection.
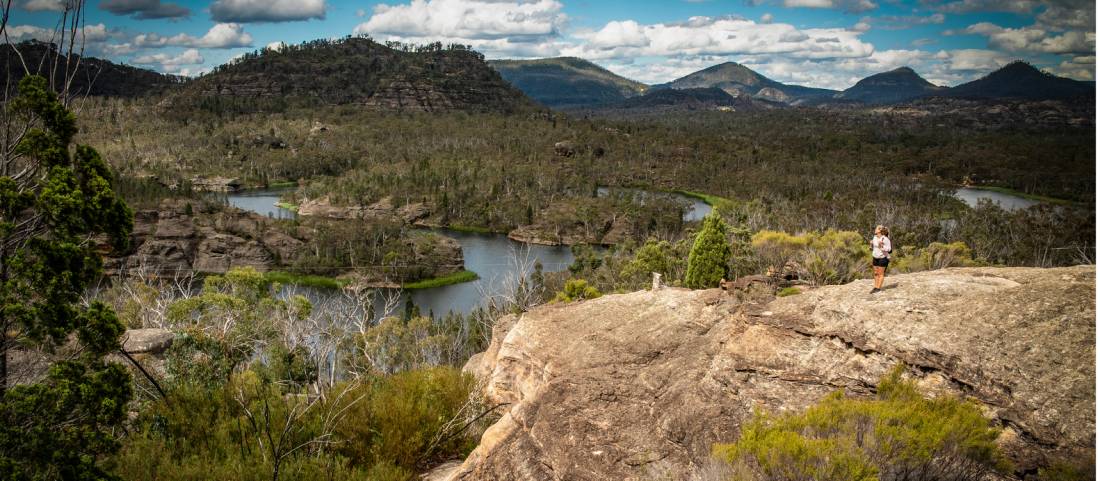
[453,266,1094,480]
[105,200,463,285]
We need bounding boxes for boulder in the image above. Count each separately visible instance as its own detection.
[122,328,175,355]
[553,141,576,157]
[452,266,1095,480]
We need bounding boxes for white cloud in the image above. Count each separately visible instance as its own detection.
[588,20,649,49]
[929,0,1037,14]
[133,23,253,49]
[760,13,774,23]
[210,0,326,23]
[357,0,564,40]
[17,0,67,12]
[563,16,875,62]
[782,0,877,13]
[353,0,566,57]
[132,48,204,72]
[934,48,1012,71]
[6,25,54,42]
[959,22,1095,54]
[4,23,118,45]
[266,41,287,51]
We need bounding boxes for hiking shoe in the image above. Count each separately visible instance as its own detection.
[870,288,879,294]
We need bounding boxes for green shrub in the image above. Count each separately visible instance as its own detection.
[335,367,479,471]
[620,239,687,287]
[891,241,981,273]
[110,367,476,481]
[1038,458,1096,481]
[713,365,1010,481]
[553,278,603,302]
[685,213,732,289]
[776,287,801,297]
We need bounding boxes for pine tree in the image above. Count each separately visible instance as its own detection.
[0,75,134,479]
[684,212,732,289]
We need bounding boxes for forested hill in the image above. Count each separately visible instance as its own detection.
[489,57,647,108]
[650,61,837,105]
[3,41,184,97]
[835,67,946,104]
[173,37,533,114]
[940,61,1094,100]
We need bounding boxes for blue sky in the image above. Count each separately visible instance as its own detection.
[7,0,1095,89]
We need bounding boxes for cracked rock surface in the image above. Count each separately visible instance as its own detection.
[451,266,1094,480]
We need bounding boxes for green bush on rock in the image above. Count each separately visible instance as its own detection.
[685,213,732,289]
[713,365,1010,481]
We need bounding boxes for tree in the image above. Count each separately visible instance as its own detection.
[684,213,731,289]
[0,75,134,478]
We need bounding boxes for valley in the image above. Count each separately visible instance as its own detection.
[1,25,1094,481]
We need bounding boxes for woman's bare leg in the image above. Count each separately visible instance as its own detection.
[873,267,885,289]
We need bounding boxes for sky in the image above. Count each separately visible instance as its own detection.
[6,0,1096,89]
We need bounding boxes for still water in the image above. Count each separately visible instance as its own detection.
[225,190,573,317]
[596,186,713,222]
[954,188,1039,211]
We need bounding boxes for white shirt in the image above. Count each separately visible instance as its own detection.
[871,234,891,259]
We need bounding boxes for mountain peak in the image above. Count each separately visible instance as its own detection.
[655,61,836,104]
[942,59,1092,100]
[488,56,647,109]
[834,65,942,104]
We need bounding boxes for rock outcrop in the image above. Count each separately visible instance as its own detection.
[107,199,464,286]
[453,266,1095,480]
[106,199,300,275]
[297,195,432,224]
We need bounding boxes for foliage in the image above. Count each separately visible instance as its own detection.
[776,287,801,297]
[335,367,480,471]
[685,213,732,289]
[620,239,688,287]
[352,314,485,375]
[890,241,981,273]
[752,230,869,285]
[713,366,1010,481]
[0,75,134,479]
[78,94,1094,268]
[264,270,349,290]
[402,270,479,289]
[553,279,603,302]
[163,267,311,386]
[1037,458,1096,481]
[110,365,478,481]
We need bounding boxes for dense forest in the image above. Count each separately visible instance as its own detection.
[78,96,1095,267]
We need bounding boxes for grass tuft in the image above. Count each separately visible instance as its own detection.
[402,270,479,289]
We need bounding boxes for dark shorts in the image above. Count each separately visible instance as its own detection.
[872,257,890,268]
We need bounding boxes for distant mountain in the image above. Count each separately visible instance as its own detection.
[834,67,945,104]
[3,40,183,97]
[940,61,1094,100]
[174,37,531,114]
[593,87,782,114]
[651,62,836,105]
[489,57,647,109]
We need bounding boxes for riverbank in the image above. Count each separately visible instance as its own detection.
[402,270,480,289]
[963,185,1077,206]
[264,270,349,290]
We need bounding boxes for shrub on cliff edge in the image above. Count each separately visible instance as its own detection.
[685,213,732,289]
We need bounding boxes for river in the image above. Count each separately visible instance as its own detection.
[227,188,713,318]
[954,187,1040,211]
[224,189,573,318]
[597,186,713,222]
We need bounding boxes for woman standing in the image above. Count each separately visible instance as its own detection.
[870,225,891,293]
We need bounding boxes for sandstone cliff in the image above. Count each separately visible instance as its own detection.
[453,266,1094,480]
[105,200,464,285]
